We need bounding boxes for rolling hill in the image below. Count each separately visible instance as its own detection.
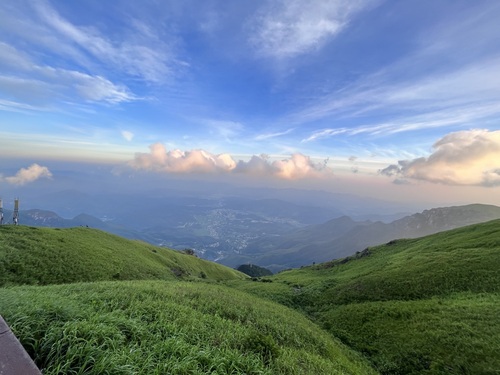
[0,225,375,374]
[1,218,499,374]
[0,225,246,286]
[230,219,500,374]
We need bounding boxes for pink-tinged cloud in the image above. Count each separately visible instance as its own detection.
[4,163,53,185]
[380,129,500,186]
[129,143,332,180]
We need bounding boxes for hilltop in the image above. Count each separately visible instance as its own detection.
[0,225,246,286]
[231,219,500,374]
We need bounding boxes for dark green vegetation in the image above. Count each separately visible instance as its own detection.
[0,225,245,286]
[0,225,374,374]
[236,263,273,277]
[231,219,500,374]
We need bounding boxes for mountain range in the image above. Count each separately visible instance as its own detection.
[219,204,500,271]
[3,201,500,272]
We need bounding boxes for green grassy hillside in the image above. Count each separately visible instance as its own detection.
[0,281,375,375]
[231,219,500,374]
[2,220,499,374]
[0,225,246,286]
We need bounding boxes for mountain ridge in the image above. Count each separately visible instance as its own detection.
[221,203,500,271]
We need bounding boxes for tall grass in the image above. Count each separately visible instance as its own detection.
[0,280,375,374]
[230,219,500,374]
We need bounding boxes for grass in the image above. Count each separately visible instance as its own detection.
[230,219,500,374]
[0,280,375,375]
[323,293,500,374]
[0,225,246,286]
[2,220,500,374]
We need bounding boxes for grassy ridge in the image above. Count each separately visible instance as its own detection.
[231,219,500,374]
[0,280,376,375]
[0,226,246,286]
[324,293,500,374]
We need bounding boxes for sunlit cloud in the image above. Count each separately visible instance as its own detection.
[380,130,500,186]
[249,0,373,59]
[3,164,53,185]
[129,143,332,180]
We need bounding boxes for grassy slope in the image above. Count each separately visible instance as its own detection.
[0,281,376,375]
[0,225,246,286]
[230,219,500,374]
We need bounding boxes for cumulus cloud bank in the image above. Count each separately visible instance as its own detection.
[4,164,53,185]
[380,130,500,186]
[129,143,331,180]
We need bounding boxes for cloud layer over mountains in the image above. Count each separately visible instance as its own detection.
[381,130,500,186]
[3,163,52,185]
[129,143,332,180]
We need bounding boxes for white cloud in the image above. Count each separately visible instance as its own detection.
[129,143,332,180]
[4,164,53,185]
[380,130,500,186]
[249,0,372,58]
[121,130,134,142]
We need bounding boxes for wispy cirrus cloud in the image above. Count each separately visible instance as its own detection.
[30,0,177,83]
[302,102,500,142]
[202,119,245,142]
[380,130,500,186]
[0,42,136,108]
[249,0,375,59]
[0,0,178,112]
[293,3,500,141]
[254,128,294,141]
[129,143,332,180]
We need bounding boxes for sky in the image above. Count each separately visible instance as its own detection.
[1,0,500,208]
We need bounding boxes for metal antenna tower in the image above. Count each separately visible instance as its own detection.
[13,198,19,225]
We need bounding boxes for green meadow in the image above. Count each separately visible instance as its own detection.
[0,225,245,286]
[0,225,373,374]
[1,220,500,374]
[231,219,500,374]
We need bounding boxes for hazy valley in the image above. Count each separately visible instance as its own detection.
[5,187,500,272]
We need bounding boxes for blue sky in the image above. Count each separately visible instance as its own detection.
[1,0,500,205]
